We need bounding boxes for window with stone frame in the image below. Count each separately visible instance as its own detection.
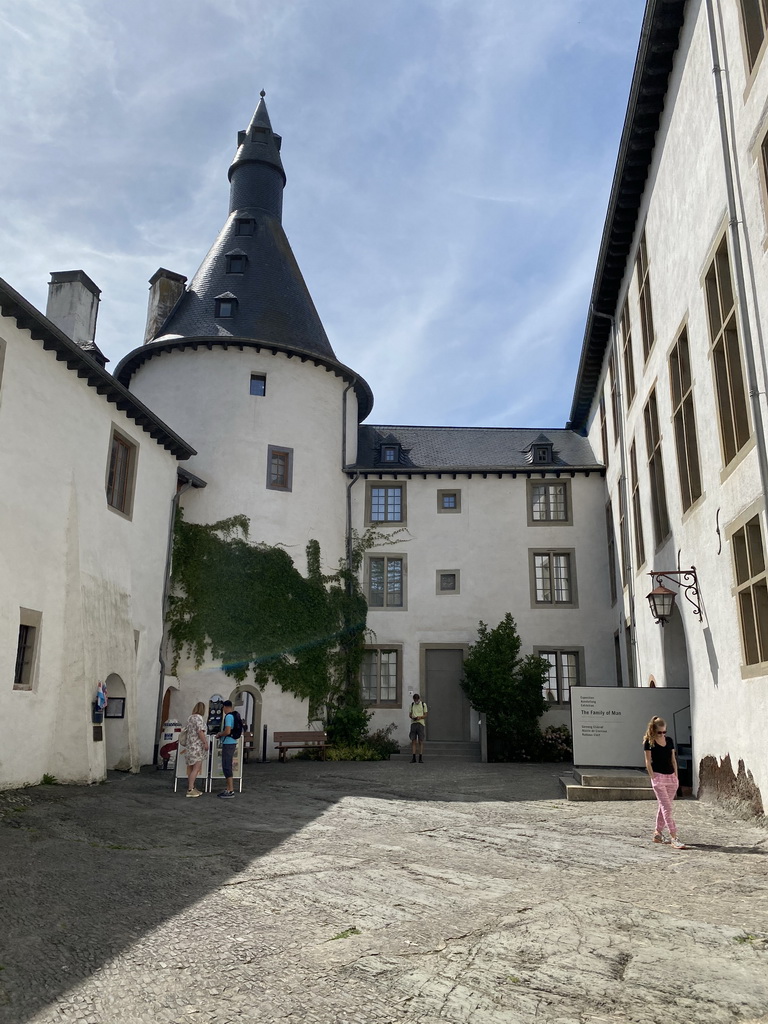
[531,550,575,606]
[538,649,579,704]
[732,515,768,665]
[528,480,569,523]
[637,230,655,361]
[13,610,41,691]
[436,570,460,595]
[437,489,461,513]
[644,390,670,547]
[366,482,405,524]
[630,440,646,568]
[361,646,401,707]
[618,485,630,585]
[599,395,609,467]
[669,327,702,511]
[266,445,293,491]
[106,428,138,517]
[740,0,768,70]
[367,555,405,608]
[705,237,751,466]
[620,300,636,406]
[609,352,619,443]
[606,501,618,605]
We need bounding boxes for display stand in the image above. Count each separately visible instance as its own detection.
[209,737,244,793]
[174,737,211,793]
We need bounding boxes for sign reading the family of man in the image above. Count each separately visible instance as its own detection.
[570,687,691,767]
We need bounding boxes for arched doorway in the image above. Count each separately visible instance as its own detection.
[104,673,130,770]
[228,683,263,761]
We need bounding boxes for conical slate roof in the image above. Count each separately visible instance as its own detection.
[152,95,335,361]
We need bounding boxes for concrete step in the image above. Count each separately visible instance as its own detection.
[574,768,652,789]
[560,777,657,801]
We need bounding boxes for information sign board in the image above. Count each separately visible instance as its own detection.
[571,687,690,767]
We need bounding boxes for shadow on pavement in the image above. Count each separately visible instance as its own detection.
[0,759,566,1023]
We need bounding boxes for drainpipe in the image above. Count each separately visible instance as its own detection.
[591,307,641,688]
[152,478,193,767]
[706,0,768,528]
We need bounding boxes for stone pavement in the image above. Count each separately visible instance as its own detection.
[1,759,767,1024]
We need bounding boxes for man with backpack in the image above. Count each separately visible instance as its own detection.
[217,700,242,799]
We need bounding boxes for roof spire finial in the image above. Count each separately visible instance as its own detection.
[260,89,266,98]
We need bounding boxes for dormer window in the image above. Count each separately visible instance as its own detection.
[235,219,255,236]
[226,254,247,274]
[215,294,237,318]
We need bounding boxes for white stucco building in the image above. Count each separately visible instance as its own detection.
[0,274,196,787]
[570,0,768,812]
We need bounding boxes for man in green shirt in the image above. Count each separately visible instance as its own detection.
[409,693,428,763]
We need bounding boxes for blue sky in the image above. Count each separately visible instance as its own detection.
[0,0,644,429]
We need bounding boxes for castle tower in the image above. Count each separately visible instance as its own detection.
[116,96,372,575]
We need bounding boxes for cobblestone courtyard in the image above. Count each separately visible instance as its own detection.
[1,760,767,1024]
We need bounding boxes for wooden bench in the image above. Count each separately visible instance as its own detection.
[274,731,328,762]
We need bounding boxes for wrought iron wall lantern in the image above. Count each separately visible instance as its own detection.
[646,567,702,625]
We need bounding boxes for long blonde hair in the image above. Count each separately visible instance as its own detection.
[643,716,666,748]
[192,701,206,717]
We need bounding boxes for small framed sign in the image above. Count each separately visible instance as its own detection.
[105,698,126,719]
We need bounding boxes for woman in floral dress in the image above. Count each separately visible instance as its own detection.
[183,702,209,797]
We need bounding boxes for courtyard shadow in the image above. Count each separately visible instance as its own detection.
[0,759,566,1023]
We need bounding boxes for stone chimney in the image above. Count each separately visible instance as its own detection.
[144,269,187,344]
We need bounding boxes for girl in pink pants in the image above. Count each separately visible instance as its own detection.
[643,716,687,849]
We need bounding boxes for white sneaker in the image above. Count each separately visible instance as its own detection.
[669,836,688,849]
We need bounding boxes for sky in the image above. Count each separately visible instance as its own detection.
[0,0,645,430]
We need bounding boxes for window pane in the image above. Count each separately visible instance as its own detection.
[387,558,403,606]
[361,650,378,702]
[250,374,266,396]
[380,650,398,701]
[553,554,571,602]
[733,528,750,585]
[540,652,558,701]
[740,589,759,664]
[440,573,456,591]
[107,435,132,512]
[386,488,402,521]
[559,652,577,703]
[369,558,384,606]
[535,554,552,602]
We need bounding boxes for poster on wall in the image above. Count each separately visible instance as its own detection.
[571,687,691,767]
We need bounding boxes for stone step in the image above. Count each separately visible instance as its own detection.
[560,776,657,801]
[574,768,652,789]
[395,742,481,761]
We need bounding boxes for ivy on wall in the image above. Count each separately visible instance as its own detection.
[167,509,386,728]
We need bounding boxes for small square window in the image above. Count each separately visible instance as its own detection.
[382,446,398,463]
[227,255,247,274]
[436,570,460,595]
[266,444,293,492]
[235,219,255,236]
[216,298,236,318]
[250,374,266,396]
[437,489,461,513]
[534,446,551,463]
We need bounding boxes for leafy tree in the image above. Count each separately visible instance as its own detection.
[460,613,549,761]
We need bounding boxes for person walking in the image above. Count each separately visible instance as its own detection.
[217,700,238,799]
[643,716,687,849]
[409,693,428,763]
[183,701,208,797]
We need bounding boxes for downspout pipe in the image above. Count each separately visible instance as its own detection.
[592,306,641,688]
[706,0,768,525]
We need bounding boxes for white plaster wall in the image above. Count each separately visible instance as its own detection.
[0,319,179,788]
[129,348,352,575]
[355,472,616,746]
[128,346,356,741]
[582,0,768,802]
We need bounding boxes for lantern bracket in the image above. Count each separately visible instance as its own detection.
[647,567,701,624]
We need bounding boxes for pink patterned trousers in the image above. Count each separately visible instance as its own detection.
[651,773,678,835]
